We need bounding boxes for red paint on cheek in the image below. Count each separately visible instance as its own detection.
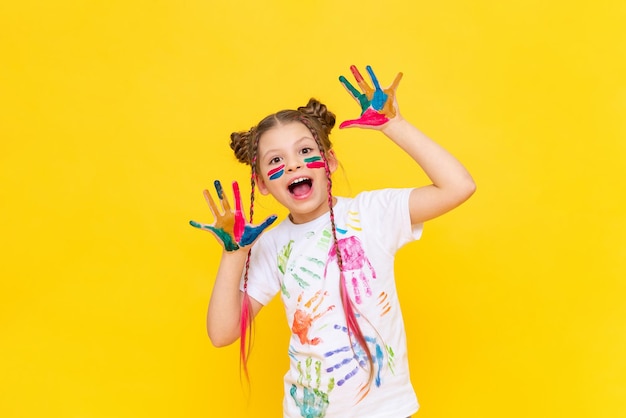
[304,156,325,169]
[306,161,326,169]
[267,164,285,180]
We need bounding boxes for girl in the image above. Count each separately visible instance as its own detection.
[190,65,476,418]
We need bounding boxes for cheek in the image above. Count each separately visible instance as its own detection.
[304,156,325,169]
[267,164,285,180]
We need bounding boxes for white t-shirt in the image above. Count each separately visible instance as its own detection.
[244,188,423,418]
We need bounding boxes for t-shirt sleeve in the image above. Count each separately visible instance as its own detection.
[357,188,422,253]
[238,232,281,306]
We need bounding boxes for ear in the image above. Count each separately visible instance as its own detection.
[327,149,339,174]
[255,173,270,196]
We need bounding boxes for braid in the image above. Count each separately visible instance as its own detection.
[299,116,376,389]
[239,130,261,382]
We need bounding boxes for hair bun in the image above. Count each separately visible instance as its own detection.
[298,98,336,136]
[230,130,253,165]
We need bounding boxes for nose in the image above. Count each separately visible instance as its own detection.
[285,157,302,172]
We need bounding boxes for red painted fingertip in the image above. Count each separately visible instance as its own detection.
[350,65,364,82]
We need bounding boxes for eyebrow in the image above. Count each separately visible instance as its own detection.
[260,136,316,161]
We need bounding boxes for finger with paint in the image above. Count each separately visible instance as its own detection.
[189,180,278,251]
[289,357,334,417]
[232,181,246,243]
[380,71,403,119]
[339,67,372,113]
[189,180,239,251]
[338,65,403,129]
[365,66,389,111]
[230,180,278,247]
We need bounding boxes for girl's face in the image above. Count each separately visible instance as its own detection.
[256,121,337,224]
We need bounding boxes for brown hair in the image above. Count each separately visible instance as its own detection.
[232,98,376,390]
[230,98,336,166]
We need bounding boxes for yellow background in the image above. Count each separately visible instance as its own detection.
[1,0,625,417]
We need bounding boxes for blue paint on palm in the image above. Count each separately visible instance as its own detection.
[366,66,388,111]
[239,215,278,246]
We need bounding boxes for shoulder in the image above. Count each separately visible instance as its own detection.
[346,189,421,243]
[348,188,413,210]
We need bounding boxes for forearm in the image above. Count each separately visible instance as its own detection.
[206,249,249,347]
[381,117,476,222]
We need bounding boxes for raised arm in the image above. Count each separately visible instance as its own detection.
[190,180,274,346]
[338,65,475,224]
[382,118,476,224]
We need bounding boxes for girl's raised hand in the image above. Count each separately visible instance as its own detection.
[190,180,277,251]
[338,65,403,129]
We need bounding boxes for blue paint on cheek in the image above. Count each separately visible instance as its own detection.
[269,169,284,180]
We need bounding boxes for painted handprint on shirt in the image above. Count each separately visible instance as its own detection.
[290,357,335,418]
[279,235,327,292]
[189,180,277,251]
[325,236,377,304]
[323,325,389,402]
[292,291,335,345]
[325,325,385,387]
[338,65,403,128]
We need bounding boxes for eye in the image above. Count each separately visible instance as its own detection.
[269,156,282,165]
[300,147,314,155]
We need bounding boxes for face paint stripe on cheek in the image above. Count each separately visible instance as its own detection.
[267,164,285,180]
[304,156,325,169]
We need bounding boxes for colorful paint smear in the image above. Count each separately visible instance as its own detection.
[189,179,277,250]
[377,291,391,317]
[304,156,325,169]
[290,357,334,418]
[329,325,386,389]
[339,108,389,129]
[214,179,225,199]
[189,220,238,251]
[325,236,376,304]
[232,181,245,243]
[363,65,388,111]
[291,290,334,345]
[239,216,277,247]
[267,164,285,180]
[338,65,403,129]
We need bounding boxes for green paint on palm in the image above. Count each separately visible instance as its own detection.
[210,227,239,251]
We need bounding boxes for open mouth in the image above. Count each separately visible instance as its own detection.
[288,177,313,197]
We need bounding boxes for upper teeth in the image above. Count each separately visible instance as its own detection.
[290,177,309,185]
